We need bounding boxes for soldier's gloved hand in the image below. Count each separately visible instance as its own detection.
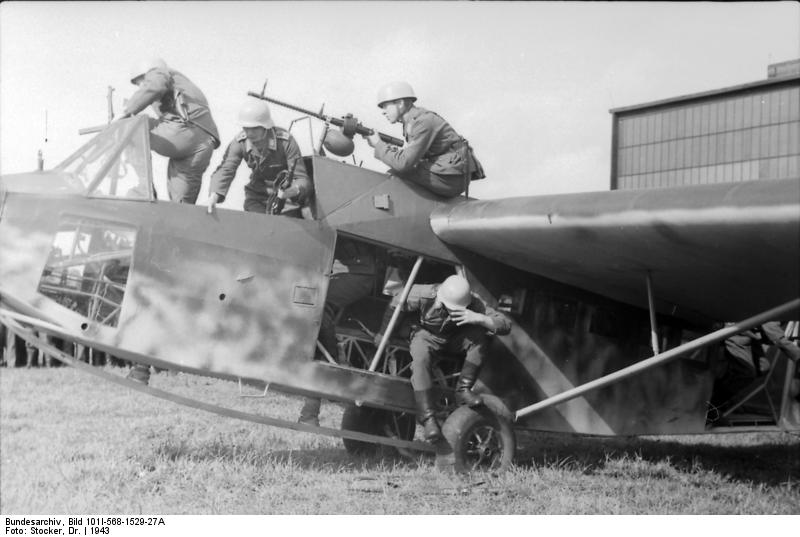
[207,193,221,214]
[373,333,384,347]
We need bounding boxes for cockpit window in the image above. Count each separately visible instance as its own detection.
[55,116,154,200]
[37,217,136,327]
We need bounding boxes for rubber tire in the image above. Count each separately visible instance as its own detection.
[341,405,416,457]
[439,399,516,472]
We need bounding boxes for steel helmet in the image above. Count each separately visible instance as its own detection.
[238,99,275,129]
[130,57,167,84]
[377,81,417,107]
[322,129,355,157]
[437,275,471,310]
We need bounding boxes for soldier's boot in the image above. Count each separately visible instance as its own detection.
[455,361,483,408]
[298,397,321,427]
[126,364,151,385]
[414,389,442,443]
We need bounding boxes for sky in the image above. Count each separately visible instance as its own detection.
[1,1,798,209]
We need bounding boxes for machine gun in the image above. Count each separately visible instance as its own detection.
[246,91,404,156]
[267,158,300,215]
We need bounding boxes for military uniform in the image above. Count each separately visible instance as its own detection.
[123,67,220,203]
[209,128,311,214]
[380,283,510,391]
[372,106,484,198]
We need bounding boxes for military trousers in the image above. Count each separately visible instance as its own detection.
[391,168,467,198]
[408,326,488,391]
[147,117,216,204]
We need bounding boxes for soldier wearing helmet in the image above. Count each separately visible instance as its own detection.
[374,275,510,442]
[120,58,220,204]
[207,99,311,216]
[363,81,485,198]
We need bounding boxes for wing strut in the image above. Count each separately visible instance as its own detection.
[369,255,424,372]
[646,271,659,355]
[514,298,800,422]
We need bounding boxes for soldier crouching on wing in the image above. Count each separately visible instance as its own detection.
[362,81,484,198]
[120,58,220,204]
[298,238,378,426]
[373,275,510,442]
[207,100,311,216]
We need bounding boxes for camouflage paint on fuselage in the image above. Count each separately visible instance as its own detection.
[3,118,794,435]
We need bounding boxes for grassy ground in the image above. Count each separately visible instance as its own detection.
[1,367,798,514]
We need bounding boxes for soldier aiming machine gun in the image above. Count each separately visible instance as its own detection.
[246,91,404,157]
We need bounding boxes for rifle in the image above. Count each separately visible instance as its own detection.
[246,92,404,147]
[267,158,300,215]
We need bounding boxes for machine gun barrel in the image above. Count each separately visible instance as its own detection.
[247,92,404,147]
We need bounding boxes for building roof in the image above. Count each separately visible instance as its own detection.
[609,73,800,116]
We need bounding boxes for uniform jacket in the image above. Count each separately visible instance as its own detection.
[382,283,510,338]
[123,67,219,145]
[373,106,484,179]
[209,128,312,206]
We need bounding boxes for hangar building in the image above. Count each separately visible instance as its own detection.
[609,59,800,190]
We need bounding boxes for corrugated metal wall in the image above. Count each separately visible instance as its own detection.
[611,81,800,189]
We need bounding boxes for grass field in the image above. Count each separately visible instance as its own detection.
[1,366,798,515]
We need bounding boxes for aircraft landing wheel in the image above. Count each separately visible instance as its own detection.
[341,405,416,457]
[438,397,515,472]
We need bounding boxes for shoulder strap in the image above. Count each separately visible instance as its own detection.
[274,129,288,170]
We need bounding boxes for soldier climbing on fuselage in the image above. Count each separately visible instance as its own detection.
[207,99,312,216]
[120,58,220,204]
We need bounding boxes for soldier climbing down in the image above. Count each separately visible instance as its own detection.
[374,275,510,442]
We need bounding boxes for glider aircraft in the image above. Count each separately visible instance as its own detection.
[1,102,798,472]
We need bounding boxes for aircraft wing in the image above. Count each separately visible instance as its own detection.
[430,178,800,323]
